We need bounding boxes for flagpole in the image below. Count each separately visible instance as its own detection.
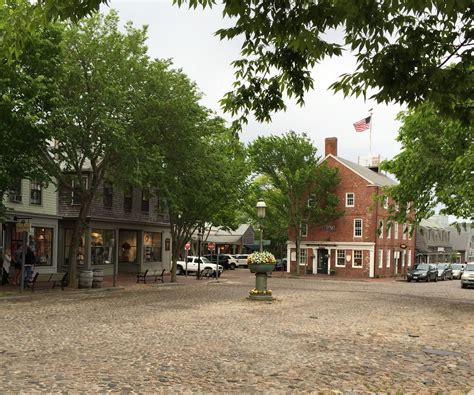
[369,109,373,156]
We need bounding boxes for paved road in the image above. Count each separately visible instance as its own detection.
[1,271,473,393]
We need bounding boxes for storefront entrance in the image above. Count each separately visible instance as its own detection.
[317,248,329,274]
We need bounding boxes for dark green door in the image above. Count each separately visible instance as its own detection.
[317,249,329,274]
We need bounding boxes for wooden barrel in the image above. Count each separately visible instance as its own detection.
[92,269,104,288]
[79,270,93,289]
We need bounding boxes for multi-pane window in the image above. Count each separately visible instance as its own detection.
[354,219,363,237]
[386,222,392,239]
[336,249,345,267]
[30,181,42,205]
[386,249,391,268]
[143,232,162,262]
[9,178,22,202]
[307,193,316,208]
[401,251,406,267]
[378,220,384,239]
[103,181,113,209]
[72,176,88,205]
[383,197,389,209]
[300,222,308,237]
[346,192,355,207]
[141,189,150,213]
[299,248,307,265]
[407,250,412,267]
[408,224,413,240]
[353,250,363,267]
[394,223,399,239]
[402,223,408,240]
[157,196,167,216]
[378,249,383,268]
[91,229,115,265]
[124,186,133,211]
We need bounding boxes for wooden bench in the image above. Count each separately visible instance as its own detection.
[25,272,68,292]
[136,269,166,284]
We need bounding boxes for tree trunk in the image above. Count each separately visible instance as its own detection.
[67,197,92,288]
[295,234,301,276]
[170,235,178,283]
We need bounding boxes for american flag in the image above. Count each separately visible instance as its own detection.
[353,116,371,132]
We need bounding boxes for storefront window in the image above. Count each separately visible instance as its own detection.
[91,229,115,265]
[30,227,53,266]
[64,229,85,266]
[119,230,137,263]
[143,232,162,262]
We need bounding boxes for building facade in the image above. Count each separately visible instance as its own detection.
[1,179,60,274]
[286,137,416,278]
[58,176,172,276]
[415,218,452,263]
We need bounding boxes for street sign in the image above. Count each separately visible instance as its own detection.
[208,242,215,251]
[184,242,191,251]
[16,220,31,233]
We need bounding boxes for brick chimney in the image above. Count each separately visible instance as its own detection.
[325,137,338,157]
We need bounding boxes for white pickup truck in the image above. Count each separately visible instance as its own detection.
[176,256,223,276]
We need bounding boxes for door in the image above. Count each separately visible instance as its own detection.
[317,248,329,274]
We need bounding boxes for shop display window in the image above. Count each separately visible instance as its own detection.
[143,232,162,262]
[64,229,85,265]
[119,230,137,263]
[91,229,115,265]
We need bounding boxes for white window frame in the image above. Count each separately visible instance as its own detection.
[300,222,308,237]
[386,249,391,268]
[336,249,346,267]
[353,250,363,268]
[402,223,408,240]
[401,251,406,267]
[299,248,307,265]
[383,196,389,209]
[378,249,383,268]
[307,193,316,208]
[354,219,363,237]
[345,192,355,207]
[30,180,42,205]
[386,222,391,239]
[408,224,413,240]
[394,223,399,239]
[407,250,412,267]
[378,220,384,239]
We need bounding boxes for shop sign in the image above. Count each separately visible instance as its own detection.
[322,225,336,231]
[16,220,31,233]
[400,244,407,249]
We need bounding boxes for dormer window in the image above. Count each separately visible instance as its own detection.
[30,181,42,205]
[346,192,354,207]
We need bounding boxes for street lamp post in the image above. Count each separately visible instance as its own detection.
[256,199,267,252]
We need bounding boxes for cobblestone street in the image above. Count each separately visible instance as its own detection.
[1,271,473,393]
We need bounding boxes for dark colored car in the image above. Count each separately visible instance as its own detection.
[436,263,453,280]
[407,263,438,282]
[274,258,287,271]
[203,254,235,270]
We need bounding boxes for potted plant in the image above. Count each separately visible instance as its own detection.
[330,268,336,276]
[247,251,276,301]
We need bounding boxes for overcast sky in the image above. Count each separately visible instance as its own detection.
[102,1,405,164]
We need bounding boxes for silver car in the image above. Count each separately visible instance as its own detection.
[461,263,474,289]
[451,263,465,279]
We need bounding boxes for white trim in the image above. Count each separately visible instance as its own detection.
[369,249,374,277]
[378,219,384,239]
[286,244,291,273]
[386,249,391,268]
[394,223,399,239]
[354,218,363,237]
[378,249,383,268]
[386,222,391,239]
[345,192,355,207]
[352,249,363,268]
[336,249,346,267]
[407,249,412,267]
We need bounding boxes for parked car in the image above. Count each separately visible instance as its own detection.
[274,258,287,271]
[203,254,237,270]
[461,263,474,289]
[234,254,250,268]
[451,263,465,279]
[406,263,438,282]
[436,263,453,280]
[176,256,223,276]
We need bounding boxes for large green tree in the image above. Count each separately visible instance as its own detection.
[11,12,157,286]
[382,103,474,224]
[248,132,342,275]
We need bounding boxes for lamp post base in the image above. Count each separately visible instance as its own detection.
[247,272,275,301]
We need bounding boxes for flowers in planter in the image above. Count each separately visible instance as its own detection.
[247,251,276,265]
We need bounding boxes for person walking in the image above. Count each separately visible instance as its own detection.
[13,246,23,285]
[2,249,11,285]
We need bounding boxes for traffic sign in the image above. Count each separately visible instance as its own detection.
[208,242,215,251]
[185,242,191,251]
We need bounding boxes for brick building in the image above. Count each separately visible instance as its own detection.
[58,173,171,276]
[286,137,416,278]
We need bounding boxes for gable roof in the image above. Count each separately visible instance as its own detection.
[325,154,398,187]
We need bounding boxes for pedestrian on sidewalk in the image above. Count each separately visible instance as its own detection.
[2,248,11,285]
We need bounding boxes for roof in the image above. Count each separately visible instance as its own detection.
[449,226,472,251]
[191,224,254,244]
[326,155,398,187]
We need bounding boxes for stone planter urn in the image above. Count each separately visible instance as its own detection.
[247,252,276,301]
